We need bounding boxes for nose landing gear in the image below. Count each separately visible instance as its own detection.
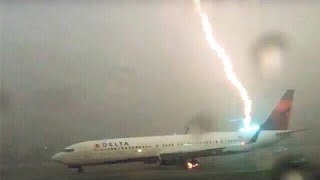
[77,166,84,173]
[69,166,84,173]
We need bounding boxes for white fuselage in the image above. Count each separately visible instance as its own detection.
[51,130,284,167]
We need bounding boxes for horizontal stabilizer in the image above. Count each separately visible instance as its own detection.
[275,128,309,136]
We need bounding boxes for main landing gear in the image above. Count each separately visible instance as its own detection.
[185,159,199,169]
[159,158,200,170]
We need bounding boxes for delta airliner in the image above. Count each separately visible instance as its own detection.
[52,90,306,172]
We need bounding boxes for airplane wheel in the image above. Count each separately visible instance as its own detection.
[185,159,199,169]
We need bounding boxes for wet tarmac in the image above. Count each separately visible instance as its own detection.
[2,145,319,180]
[1,164,270,180]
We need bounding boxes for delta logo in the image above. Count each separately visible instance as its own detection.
[94,142,129,148]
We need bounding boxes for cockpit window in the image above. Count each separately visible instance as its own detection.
[62,148,74,152]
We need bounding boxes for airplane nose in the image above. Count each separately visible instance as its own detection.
[51,153,63,163]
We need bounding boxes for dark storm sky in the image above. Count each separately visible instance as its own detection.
[1,0,320,151]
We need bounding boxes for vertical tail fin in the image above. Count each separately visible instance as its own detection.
[260,89,294,130]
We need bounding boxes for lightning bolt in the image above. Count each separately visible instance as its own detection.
[193,0,252,129]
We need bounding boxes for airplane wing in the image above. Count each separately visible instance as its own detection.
[158,141,250,162]
[160,147,226,161]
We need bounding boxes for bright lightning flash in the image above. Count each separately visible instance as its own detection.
[193,0,252,129]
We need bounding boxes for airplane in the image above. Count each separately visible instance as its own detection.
[51,89,307,172]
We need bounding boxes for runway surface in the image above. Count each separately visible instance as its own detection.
[2,164,270,180]
[3,145,319,180]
